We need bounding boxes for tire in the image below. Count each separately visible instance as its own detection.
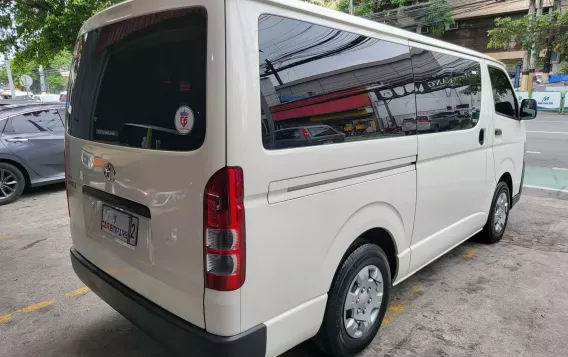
[434,124,440,132]
[315,243,391,357]
[480,181,510,244]
[0,162,26,206]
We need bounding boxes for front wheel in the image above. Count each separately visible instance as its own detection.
[315,243,391,357]
[0,162,26,205]
[480,181,510,244]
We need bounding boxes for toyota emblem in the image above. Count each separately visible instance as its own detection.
[103,162,116,182]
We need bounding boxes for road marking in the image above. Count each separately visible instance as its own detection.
[0,313,13,323]
[463,247,479,258]
[0,235,14,240]
[65,286,90,298]
[527,131,568,135]
[16,299,54,313]
[552,167,568,172]
[526,151,541,154]
[382,303,406,326]
[0,298,56,323]
[523,185,568,194]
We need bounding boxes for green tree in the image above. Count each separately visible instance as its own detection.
[488,11,568,70]
[421,0,453,35]
[0,0,122,65]
[313,0,453,35]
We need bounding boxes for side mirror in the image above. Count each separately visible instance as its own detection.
[519,99,537,120]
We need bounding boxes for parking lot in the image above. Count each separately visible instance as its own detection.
[3,114,568,357]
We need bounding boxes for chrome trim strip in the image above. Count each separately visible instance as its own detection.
[287,161,415,193]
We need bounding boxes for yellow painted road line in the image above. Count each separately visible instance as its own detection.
[65,286,90,298]
[382,303,406,326]
[15,299,55,313]
[463,247,479,258]
[0,235,14,240]
[0,299,55,323]
[0,313,13,323]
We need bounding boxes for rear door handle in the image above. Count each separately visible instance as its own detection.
[495,129,502,136]
[5,138,28,142]
[479,129,485,145]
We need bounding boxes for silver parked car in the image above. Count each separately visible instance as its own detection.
[0,103,65,205]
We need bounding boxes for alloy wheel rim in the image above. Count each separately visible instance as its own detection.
[343,265,384,339]
[493,191,509,234]
[0,168,18,200]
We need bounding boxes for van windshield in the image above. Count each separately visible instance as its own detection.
[66,8,207,151]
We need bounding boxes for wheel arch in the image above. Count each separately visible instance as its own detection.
[494,158,517,196]
[0,157,31,187]
[322,202,406,292]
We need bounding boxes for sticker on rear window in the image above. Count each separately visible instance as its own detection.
[174,105,194,135]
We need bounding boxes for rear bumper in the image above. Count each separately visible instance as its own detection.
[70,247,266,357]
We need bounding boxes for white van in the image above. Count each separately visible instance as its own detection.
[65,1,537,356]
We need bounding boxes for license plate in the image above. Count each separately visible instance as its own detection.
[323,140,333,144]
[101,205,139,246]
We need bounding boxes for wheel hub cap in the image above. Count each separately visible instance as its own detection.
[0,168,18,200]
[343,265,384,339]
[493,192,509,234]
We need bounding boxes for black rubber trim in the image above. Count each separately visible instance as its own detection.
[70,248,267,357]
[512,161,525,209]
[512,193,521,208]
[82,186,151,219]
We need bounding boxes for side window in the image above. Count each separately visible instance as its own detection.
[488,67,517,118]
[3,110,64,134]
[258,15,416,150]
[411,48,482,133]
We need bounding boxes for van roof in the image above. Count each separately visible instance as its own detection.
[82,0,505,68]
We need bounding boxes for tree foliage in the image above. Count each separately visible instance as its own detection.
[422,0,453,35]
[0,0,122,65]
[488,11,568,64]
[317,0,453,35]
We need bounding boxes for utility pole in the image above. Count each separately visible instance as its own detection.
[521,0,535,92]
[527,0,542,95]
[39,65,47,94]
[4,56,15,98]
[349,0,354,15]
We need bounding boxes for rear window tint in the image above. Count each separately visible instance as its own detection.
[66,9,207,151]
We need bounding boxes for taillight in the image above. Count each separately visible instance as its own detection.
[204,167,245,291]
[64,136,70,217]
[417,119,429,123]
[302,128,310,137]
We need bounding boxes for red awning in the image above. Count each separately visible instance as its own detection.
[270,88,371,121]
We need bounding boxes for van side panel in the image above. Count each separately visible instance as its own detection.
[226,0,418,335]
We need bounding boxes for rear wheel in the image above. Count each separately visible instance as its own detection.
[315,243,391,357]
[0,163,25,205]
[480,181,510,244]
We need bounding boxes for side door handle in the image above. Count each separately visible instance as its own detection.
[495,129,502,136]
[5,138,29,142]
[479,129,485,145]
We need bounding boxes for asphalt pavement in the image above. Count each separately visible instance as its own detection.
[524,112,568,191]
[2,114,568,357]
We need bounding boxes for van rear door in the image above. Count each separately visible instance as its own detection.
[65,2,226,328]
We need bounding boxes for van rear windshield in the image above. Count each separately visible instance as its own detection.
[66,8,207,151]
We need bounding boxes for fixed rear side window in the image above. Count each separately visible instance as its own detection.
[67,8,207,151]
[4,110,64,134]
[410,48,482,134]
[488,67,518,118]
[258,15,416,150]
